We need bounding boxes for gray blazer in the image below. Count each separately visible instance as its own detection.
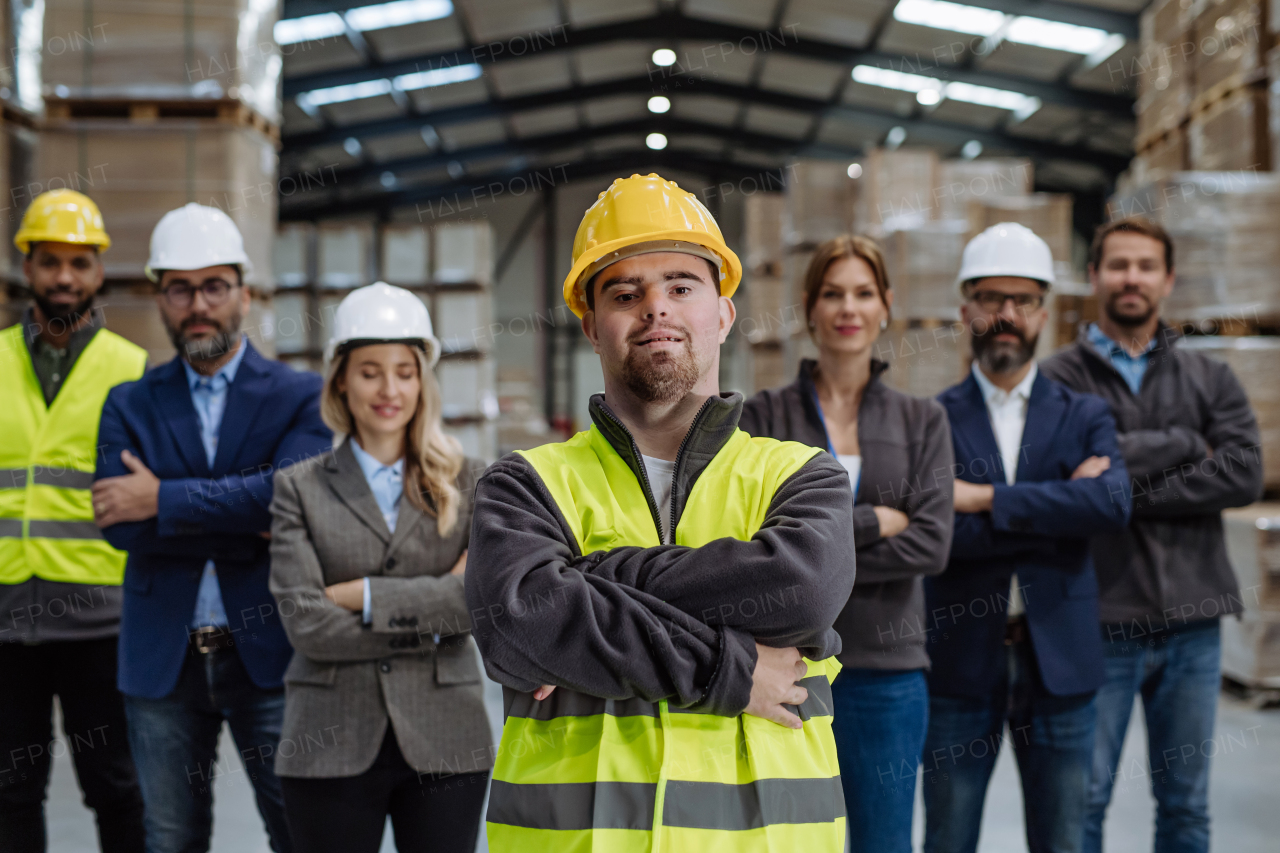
[268,439,493,778]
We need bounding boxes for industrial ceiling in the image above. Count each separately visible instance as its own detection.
[276,0,1144,220]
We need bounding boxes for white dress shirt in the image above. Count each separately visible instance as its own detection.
[970,361,1037,618]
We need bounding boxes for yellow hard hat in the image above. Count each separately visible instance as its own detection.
[563,173,741,318]
[15,189,111,254]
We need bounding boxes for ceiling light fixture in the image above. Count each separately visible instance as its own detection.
[651,49,677,67]
[276,0,453,44]
[647,95,671,113]
[646,132,668,150]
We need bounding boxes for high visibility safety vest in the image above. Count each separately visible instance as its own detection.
[488,426,845,853]
[0,323,147,586]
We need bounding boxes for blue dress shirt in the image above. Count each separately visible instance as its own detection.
[348,439,405,624]
[185,338,248,628]
[1086,323,1156,395]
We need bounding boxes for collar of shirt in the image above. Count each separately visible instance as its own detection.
[349,438,405,484]
[971,360,1037,409]
[182,335,248,394]
[1086,322,1157,361]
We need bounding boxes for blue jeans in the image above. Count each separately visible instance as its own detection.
[1084,618,1221,853]
[830,668,928,853]
[922,638,1097,853]
[124,646,292,853]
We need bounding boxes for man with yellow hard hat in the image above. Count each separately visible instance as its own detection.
[467,174,856,851]
[0,190,147,851]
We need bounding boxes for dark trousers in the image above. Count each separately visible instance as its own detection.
[123,646,291,853]
[922,633,1098,853]
[0,636,146,853]
[280,728,489,853]
[831,667,929,853]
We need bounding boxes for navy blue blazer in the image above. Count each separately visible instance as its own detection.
[96,341,331,699]
[927,370,1131,698]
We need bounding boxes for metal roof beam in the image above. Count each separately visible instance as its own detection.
[280,10,1133,117]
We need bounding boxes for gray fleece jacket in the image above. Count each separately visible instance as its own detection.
[465,392,856,717]
[1041,324,1264,629]
[740,359,955,671]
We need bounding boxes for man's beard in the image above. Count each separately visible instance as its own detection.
[971,318,1037,375]
[33,289,94,330]
[165,310,243,363]
[621,335,700,404]
[1104,290,1156,328]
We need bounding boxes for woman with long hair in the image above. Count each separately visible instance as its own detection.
[268,282,491,853]
[739,236,955,853]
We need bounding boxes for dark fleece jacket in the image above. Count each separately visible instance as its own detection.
[465,392,856,717]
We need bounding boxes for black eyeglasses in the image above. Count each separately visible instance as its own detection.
[968,291,1044,311]
[161,280,237,308]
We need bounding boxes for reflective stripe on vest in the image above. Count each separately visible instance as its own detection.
[489,426,844,852]
[0,324,147,585]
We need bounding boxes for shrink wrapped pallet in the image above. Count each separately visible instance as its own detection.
[434,289,490,354]
[318,223,373,289]
[875,322,970,399]
[42,0,281,123]
[0,120,36,281]
[742,275,801,344]
[437,357,497,420]
[381,224,430,285]
[274,223,312,289]
[855,148,939,233]
[784,160,855,248]
[433,220,492,284]
[34,122,277,284]
[1221,503,1280,687]
[967,194,1074,272]
[1133,128,1188,182]
[1180,336,1280,488]
[882,220,967,321]
[935,159,1032,221]
[1135,0,1194,145]
[743,192,785,275]
[749,342,787,395]
[1188,85,1270,171]
[1192,0,1266,98]
[1109,171,1280,320]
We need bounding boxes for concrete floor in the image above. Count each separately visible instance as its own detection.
[45,676,1280,852]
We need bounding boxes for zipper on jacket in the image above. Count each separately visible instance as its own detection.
[668,397,713,544]
[595,396,714,544]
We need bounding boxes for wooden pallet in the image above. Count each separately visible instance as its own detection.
[42,97,280,144]
[1188,68,1268,119]
[1174,315,1280,336]
[1136,121,1186,156]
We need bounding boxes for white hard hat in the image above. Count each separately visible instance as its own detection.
[146,203,253,282]
[324,282,441,367]
[956,222,1054,290]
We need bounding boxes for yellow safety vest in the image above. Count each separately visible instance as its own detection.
[0,323,147,585]
[487,426,845,853]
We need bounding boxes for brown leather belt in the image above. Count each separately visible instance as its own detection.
[189,626,237,654]
[1004,616,1029,646]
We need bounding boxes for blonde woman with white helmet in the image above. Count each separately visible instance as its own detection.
[268,282,492,853]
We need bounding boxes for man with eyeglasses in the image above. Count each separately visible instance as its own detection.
[921,223,1131,853]
[92,203,331,853]
[0,191,148,853]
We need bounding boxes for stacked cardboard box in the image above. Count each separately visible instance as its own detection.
[1181,336,1280,488]
[41,0,281,123]
[854,148,940,234]
[744,192,798,392]
[35,123,278,284]
[1221,503,1280,687]
[1134,0,1194,149]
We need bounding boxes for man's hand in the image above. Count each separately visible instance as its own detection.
[745,643,808,730]
[324,579,364,612]
[953,479,995,514]
[449,549,468,576]
[1070,455,1111,480]
[873,506,909,538]
[92,450,160,528]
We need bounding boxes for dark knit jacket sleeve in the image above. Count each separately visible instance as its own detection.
[465,454,757,716]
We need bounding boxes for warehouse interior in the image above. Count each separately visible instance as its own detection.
[4,0,1280,851]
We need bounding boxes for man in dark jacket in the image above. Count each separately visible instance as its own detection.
[924,223,1131,853]
[1041,216,1263,853]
